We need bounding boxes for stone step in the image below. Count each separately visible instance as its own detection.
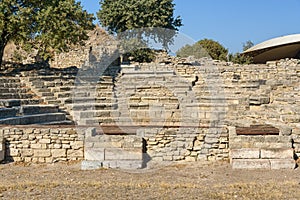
[21,105,59,115]
[78,116,211,126]
[55,91,102,98]
[230,148,294,159]
[38,120,74,125]
[0,88,30,93]
[28,76,75,82]
[0,83,25,88]
[0,93,35,99]
[0,107,19,119]
[229,135,292,149]
[64,97,114,105]
[0,113,66,125]
[0,77,21,83]
[37,88,52,93]
[185,103,230,111]
[122,70,175,76]
[71,110,112,120]
[67,103,117,111]
[231,159,295,169]
[46,100,61,105]
[0,99,22,107]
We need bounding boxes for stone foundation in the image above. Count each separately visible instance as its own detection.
[1,126,84,163]
[139,127,229,162]
[229,127,295,169]
[82,128,144,170]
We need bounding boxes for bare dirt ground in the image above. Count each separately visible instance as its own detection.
[1,161,300,200]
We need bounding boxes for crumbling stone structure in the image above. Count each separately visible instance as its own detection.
[0,56,300,170]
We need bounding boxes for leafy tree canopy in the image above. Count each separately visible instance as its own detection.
[177,39,228,61]
[243,40,254,51]
[97,0,182,33]
[97,0,182,59]
[0,0,95,66]
[228,40,254,64]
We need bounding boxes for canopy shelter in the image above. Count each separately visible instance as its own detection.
[243,34,300,63]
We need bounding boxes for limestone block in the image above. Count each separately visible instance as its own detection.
[105,148,142,160]
[67,149,83,158]
[230,148,260,159]
[39,139,51,144]
[270,159,295,169]
[34,149,51,157]
[21,149,33,157]
[31,144,42,149]
[232,159,270,169]
[51,149,67,158]
[185,156,197,162]
[70,141,84,150]
[8,148,19,157]
[84,148,104,161]
[114,160,143,169]
[260,148,294,159]
[81,160,103,170]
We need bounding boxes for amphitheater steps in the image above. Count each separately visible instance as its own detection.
[0,107,19,119]
[0,113,66,125]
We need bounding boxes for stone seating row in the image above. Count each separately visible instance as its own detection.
[0,104,71,125]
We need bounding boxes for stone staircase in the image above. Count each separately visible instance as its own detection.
[0,76,70,125]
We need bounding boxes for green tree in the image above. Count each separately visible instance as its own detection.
[0,0,95,66]
[228,53,253,64]
[243,40,254,51]
[177,39,228,61]
[97,0,182,62]
[176,43,210,59]
[228,40,254,64]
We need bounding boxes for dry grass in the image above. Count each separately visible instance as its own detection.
[1,162,300,199]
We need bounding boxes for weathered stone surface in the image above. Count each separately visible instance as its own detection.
[230,149,260,159]
[84,148,105,161]
[81,160,103,170]
[232,159,271,169]
[270,159,295,169]
[260,148,294,159]
[105,148,142,160]
[51,149,67,158]
[34,149,51,157]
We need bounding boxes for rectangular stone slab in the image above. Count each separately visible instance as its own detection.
[260,148,294,159]
[232,159,271,169]
[270,159,295,169]
[230,148,260,159]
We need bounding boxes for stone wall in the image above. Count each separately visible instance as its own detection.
[229,126,295,169]
[1,126,84,163]
[2,56,300,169]
[139,127,229,162]
[82,128,144,170]
[3,26,118,69]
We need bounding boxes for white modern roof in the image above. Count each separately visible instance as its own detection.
[244,34,300,53]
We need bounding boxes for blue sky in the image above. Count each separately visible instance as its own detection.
[79,0,300,53]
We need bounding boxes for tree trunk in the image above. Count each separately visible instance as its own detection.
[0,30,9,69]
[0,42,5,68]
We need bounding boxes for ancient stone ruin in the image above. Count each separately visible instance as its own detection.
[0,48,300,170]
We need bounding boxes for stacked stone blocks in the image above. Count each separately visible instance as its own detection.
[229,127,295,169]
[1,127,84,163]
[82,128,144,170]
